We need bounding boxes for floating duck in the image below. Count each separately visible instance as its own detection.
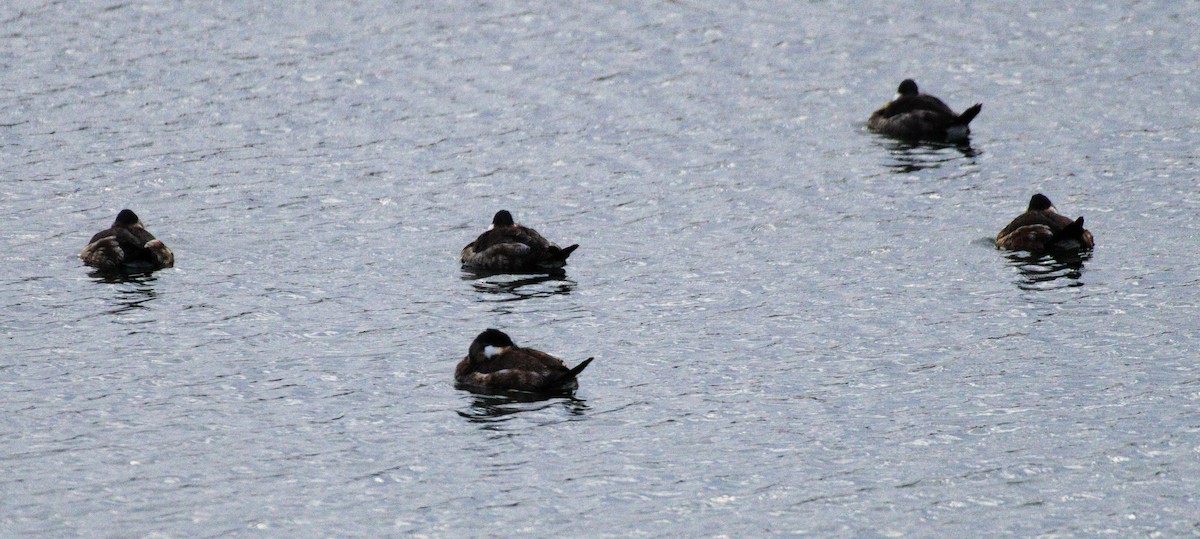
[461,210,578,272]
[455,328,593,394]
[996,194,1094,252]
[80,209,174,272]
[868,79,982,142]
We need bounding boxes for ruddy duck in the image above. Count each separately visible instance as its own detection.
[461,210,578,272]
[80,209,175,272]
[455,328,593,394]
[996,193,1094,252]
[868,79,982,142]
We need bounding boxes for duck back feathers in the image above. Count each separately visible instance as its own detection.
[869,79,982,142]
[996,194,1094,252]
[455,328,593,394]
[462,210,578,272]
[81,209,174,271]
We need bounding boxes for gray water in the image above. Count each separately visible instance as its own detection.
[3,1,1199,536]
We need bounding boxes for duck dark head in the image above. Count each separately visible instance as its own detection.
[471,328,517,359]
[492,210,515,228]
[475,328,514,347]
[114,209,141,227]
[898,79,919,96]
[1028,193,1054,211]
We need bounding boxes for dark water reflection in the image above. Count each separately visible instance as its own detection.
[86,266,164,283]
[462,270,576,301]
[87,271,163,315]
[457,392,589,424]
[1003,250,1090,291]
[879,138,979,174]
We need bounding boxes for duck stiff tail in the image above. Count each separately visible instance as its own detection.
[956,103,983,125]
[545,357,594,390]
[567,357,593,379]
[1052,217,1087,242]
[551,244,579,261]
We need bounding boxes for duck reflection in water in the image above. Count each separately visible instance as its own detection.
[462,269,576,302]
[880,139,978,174]
[457,392,589,424]
[90,272,162,315]
[1004,250,1090,291]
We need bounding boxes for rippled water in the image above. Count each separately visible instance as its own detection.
[4,1,1199,536]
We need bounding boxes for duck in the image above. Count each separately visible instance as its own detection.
[455,328,593,394]
[868,79,982,142]
[80,209,175,272]
[996,193,1094,252]
[461,210,578,272]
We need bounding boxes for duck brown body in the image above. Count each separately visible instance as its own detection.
[868,79,982,142]
[461,210,578,272]
[80,209,175,272]
[996,194,1094,253]
[455,329,593,394]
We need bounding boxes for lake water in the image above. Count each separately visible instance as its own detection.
[3,1,1199,536]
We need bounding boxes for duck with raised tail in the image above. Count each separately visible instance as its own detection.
[461,210,578,272]
[455,329,593,394]
[996,193,1094,253]
[868,79,982,142]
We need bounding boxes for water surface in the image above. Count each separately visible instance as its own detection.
[3,1,1199,536]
